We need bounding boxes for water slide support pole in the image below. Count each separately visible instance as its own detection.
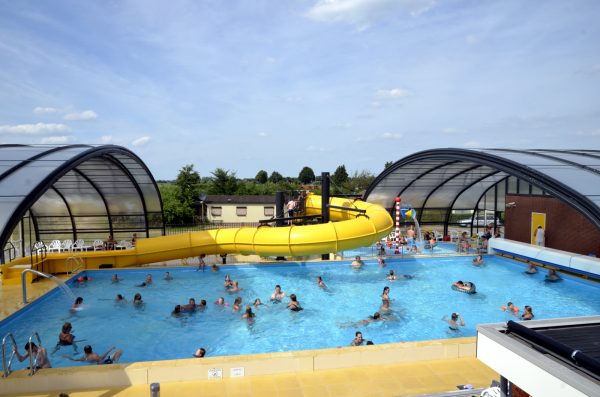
[275,191,284,227]
[321,172,330,260]
[394,197,401,254]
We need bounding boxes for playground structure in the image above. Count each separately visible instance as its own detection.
[1,193,393,283]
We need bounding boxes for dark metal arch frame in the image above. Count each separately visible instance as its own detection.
[364,148,600,233]
[0,145,164,263]
[418,164,484,222]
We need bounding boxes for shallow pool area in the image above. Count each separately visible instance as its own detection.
[2,255,599,370]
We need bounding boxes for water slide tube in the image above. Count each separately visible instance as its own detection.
[3,194,393,275]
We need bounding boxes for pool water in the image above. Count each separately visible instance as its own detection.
[341,241,470,258]
[2,255,599,369]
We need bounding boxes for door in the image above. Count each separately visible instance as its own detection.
[530,212,546,245]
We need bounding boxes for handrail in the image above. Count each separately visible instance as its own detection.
[1,333,17,378]
[66,256,85,275]
[27,332,42,376]
[22,269,49,304]
[3,241,16,262]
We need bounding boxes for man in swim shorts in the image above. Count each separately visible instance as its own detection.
[64,345,123,365]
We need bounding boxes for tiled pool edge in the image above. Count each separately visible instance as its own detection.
[0,337,477,395]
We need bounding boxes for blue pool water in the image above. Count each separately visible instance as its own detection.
[2,255,599,369]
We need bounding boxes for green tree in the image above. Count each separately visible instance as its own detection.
[268,171,283,183]
[384,161,394,169]
[159,183,193,224]
[298,166,315,184]
[347,170,375,194]
[210,168,239,194]
[332,165,349,186]
[172,164,201,223]
[255,170,268,184]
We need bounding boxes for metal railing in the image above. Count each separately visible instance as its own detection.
[26,332,42,376]
[3,241,16,263]
[165,222,261,235]
[1,333,17,378]
[66,256,85,275]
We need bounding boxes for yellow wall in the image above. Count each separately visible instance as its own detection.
[207,203,274,223]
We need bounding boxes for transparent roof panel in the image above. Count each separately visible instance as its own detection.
[483,149,600,197]
[0,145,163,252]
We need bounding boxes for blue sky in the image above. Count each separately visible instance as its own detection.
[1,0,599,180]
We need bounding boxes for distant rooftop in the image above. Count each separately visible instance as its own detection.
[204,195,275,205]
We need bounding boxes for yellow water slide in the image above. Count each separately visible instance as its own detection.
[2,194,393,280]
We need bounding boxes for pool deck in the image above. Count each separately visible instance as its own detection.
[1,269,498,397]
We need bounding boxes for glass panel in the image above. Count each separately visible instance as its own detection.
[31,189,69,216]
[264,206,274,216]
[518,181,530,195]
[507,176,518,194]
[531,184,543,195]
[236,207,247,216]
[419,209,448,223]
[211,207,222,216]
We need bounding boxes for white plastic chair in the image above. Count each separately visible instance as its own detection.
[115,240,131,250]
[72,239,92,251]
[93,239,104,251]
[47,240,62,253]
[450,231,459,242]
[433,231,444,241]
[62,240,73,252]
[33,241,47,251]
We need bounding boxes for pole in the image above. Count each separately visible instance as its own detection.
[394,197,401,254]
[321,172,330,260]
[275,191,284,227]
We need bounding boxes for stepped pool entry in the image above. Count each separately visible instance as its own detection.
[2,255,599,369]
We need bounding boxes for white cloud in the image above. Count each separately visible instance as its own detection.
[64,110,98,121]
[265,57,276,63]
[40,135,73,144]
[381,132,403,139]
[305,145,329,152]
[375,88,411,99]
[306,0,436,28]
[464,140,481,148]
[333,122,353,129]
[33,106,60,115]
[257,132,268,137]
[100,135,113,143]
[132,136,151,146]
[0,123,70,135]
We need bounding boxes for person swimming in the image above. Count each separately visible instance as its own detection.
[136,274,153,287]
[472,255,484,266]
[271,285,286,300]
[133,293,143,305]
[521,305,534,320]
[316,276,327,289]
[287,294,303,311]
[443,312,465,330]
[386,270,397,280]
[501,301,520,315]
[71,297,84,312]
[242,305,255,320]
[525,263,537,274]
[164,271,173,281]
[546,269,561,282]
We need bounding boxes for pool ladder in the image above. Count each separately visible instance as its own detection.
[2,332,44,377]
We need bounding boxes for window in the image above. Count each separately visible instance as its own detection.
[211,206,222,217]
[264,206,274,216]
[236,206,247,217]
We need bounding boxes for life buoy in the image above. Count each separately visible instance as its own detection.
[451,282,476,294]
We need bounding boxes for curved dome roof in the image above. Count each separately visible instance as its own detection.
[0,144,164,262]
[364,148,600,230]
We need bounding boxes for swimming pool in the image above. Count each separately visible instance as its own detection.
[2,255,599,369]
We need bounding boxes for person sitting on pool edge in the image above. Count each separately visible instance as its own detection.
[443,312,465,331]
[351,256,364,268]
[287,294,303,311]
[64,345,122,365]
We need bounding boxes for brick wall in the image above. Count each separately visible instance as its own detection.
[504,195,600,256]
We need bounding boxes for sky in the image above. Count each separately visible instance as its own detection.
[1,0,600,180]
